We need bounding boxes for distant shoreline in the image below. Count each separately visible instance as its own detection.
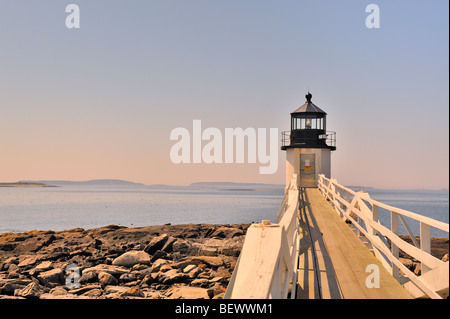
[0,182,57,188]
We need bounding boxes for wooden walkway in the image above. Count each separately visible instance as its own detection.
[296,188,413,299]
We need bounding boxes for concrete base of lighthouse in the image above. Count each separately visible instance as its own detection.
[285,148,331,188]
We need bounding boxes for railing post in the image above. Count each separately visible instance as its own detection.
[391,211,400,280]
[371,205,378,236]
[420,222,431,274]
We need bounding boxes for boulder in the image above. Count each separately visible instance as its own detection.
[68,284,102,295]
[119,273,136,283]
[98,271,118,286]
[150,250,168,262]
[144,234,169,255]
[190,278,210,287]
[79,271,98,284]
[120,286,144,298]
[17,255,40,268]
[183,265,197,273]
[1,283,26,296]
[159,269,188,285]
[112,251,151,267]
[82,264,129,276]
[49,286,68,296]
[399,258,414,271]
[190,256,224,268]
[82,288,103,298]
[37,268,64,286]
[14,282,44,299]
[166,286,210,299]
[161,236,177,253]
[199,246,218,256]
[31,261,53,274]
[103,285,129,295]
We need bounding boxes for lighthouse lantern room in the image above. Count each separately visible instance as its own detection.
[281,92,336,188]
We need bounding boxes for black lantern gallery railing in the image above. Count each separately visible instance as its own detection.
[281,131,336,150]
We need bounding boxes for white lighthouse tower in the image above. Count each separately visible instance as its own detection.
[281,92,336,188]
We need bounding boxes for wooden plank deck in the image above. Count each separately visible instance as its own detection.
[296,188,413,299]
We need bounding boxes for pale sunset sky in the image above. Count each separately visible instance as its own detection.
[0,1,448,189]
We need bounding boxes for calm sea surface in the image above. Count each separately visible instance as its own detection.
[0,186,448,237]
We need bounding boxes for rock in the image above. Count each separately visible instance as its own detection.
[153,258,171,268]
[1,283,26,296]
[150,250,168,262]
[190,256,224,268]
[172,240,190,254]
[142,273,159,285]
[49,286,68,296]
[79,271,98,284]
[159,269,189,285]
[14,282,44,299]
[414,263,421,276]
[166,286,210,299]
[7,263,19,273]
[213,266,232,279]
[17,255,40,268]
[221,237,245,257]
[82,288,103,297]
[92,239,103,247]
[3,257,19,265]
[68,284,102,295]
[112,251,151,267]
[40,293,93,299]
[213,292,225,299]
[103,285,129,295]
[119,273,136,283]
[120,286,144,298]
[210,276,223,283]
[37,268,64,286]
[159,265,173,273]
[82,264,129,276]
[0,295,25,299]
[0,243,17,251]
[161,236,177,253]
[144,234,169,255]
[183,265,197,273]
[399,258,414,271]
[98,271,118,286]
[190,278,210,287]
[187,267,202,279]
[199,246,218,256]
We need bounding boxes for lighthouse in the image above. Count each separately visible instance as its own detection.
[281,92,336,188]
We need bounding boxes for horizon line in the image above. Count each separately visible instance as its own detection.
[2,178,448,191]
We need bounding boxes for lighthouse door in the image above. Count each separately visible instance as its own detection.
[300,154,316,187]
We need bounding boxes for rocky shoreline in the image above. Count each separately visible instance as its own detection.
[0,223,250,299]
[0,224,448,299]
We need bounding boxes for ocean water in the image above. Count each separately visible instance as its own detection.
[0,185,448,237]
[0,185,284,234]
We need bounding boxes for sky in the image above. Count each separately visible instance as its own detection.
[0,0,448,189]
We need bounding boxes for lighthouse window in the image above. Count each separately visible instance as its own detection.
[317,118,323,130]
[311,118,317,129]
[305,118,311,129]
[300,118,305,129]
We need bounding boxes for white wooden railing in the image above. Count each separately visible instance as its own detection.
[318,174,449,299]
[224,174,300,299]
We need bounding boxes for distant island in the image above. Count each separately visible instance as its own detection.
[0,182,57,188]
[18,179,146,187]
